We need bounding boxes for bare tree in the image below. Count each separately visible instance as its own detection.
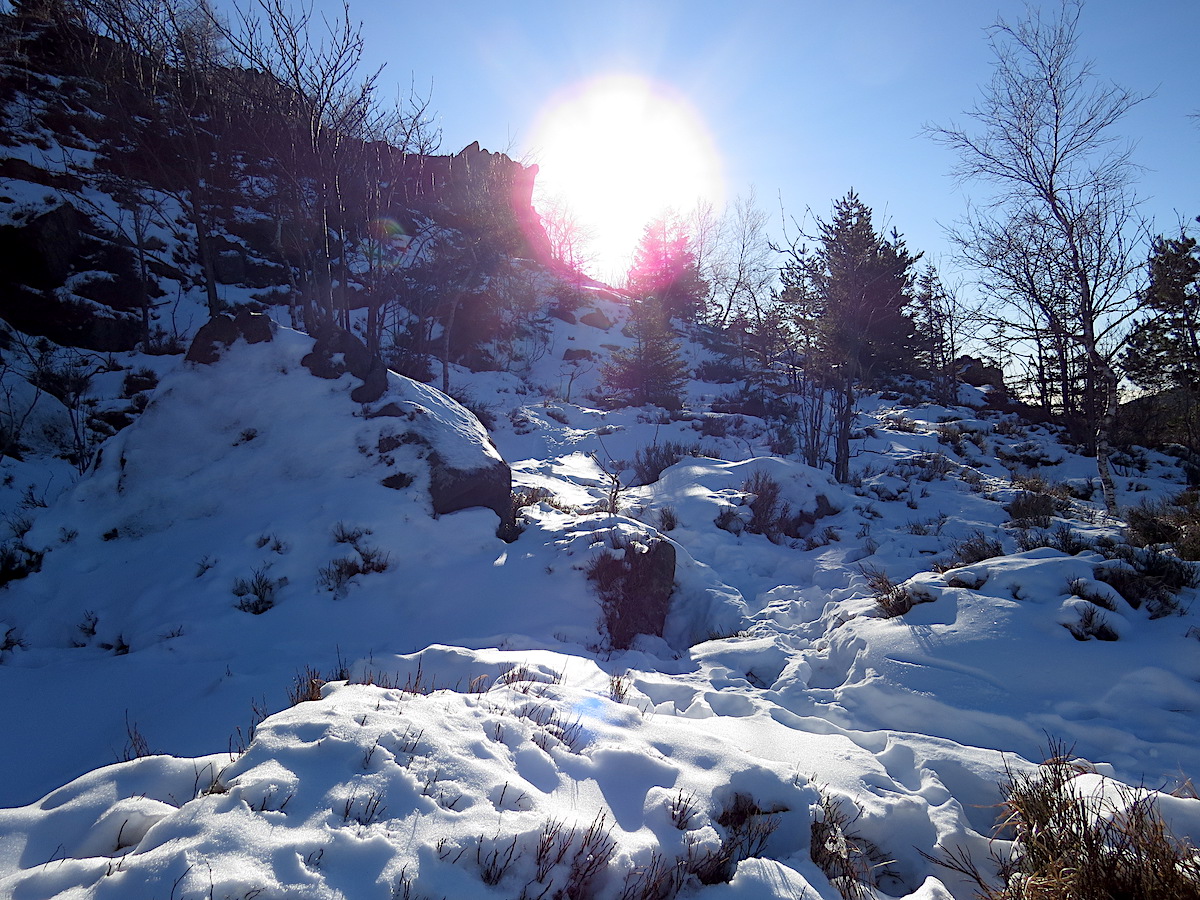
[218,0,385,330]
[928,0,1147,512]
[538,192,596,281]
[706,191,775,328]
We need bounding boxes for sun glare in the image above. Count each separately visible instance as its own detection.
[530,74,724,284]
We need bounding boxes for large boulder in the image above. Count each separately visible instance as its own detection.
[186,311,275,364]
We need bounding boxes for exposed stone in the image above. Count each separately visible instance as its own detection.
[185,315,239,364]
[579,310,614,330]
[563,348,594,362]
[427,451,512,520]
[186,312,275,364]
[235,310,274,344]
[956,355,1006,392]
[351,358,388,404]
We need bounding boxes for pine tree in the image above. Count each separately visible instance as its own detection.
[1123,232,1200,393]
[1122,230,1200,450]
[626,216,709,322]
[600,300,688,409]
[777,191,920,480]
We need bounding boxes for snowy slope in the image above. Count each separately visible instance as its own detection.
[0,307,1198,899]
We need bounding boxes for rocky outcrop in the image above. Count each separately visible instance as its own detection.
[185,311,275,364]
[366,399,511,521]
[299,326,388,403]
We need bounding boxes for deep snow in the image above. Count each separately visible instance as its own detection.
[0,294,1197,899]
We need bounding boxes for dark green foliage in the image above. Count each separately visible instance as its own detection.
[1124,232,1200,394]
[776,191,921,481]
[600,301,688,410]
[1120,231,1200,453]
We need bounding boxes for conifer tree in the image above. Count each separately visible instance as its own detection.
[1122,229,1200,450]
[1123,232,1200,393]
[600,300,688,409]
[777,190,920,480]
[626,216,709,322]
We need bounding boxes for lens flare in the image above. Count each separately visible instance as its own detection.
[366,218,412,270]
[529,74,724,283]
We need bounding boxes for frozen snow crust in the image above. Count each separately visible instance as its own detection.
[1,302,1199,899]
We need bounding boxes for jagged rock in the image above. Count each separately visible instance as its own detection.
[300,326,389,403]
[185,312,275,364]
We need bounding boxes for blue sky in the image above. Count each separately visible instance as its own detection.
[340,1,1197,280]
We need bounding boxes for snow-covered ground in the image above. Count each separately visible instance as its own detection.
[0,298,1197,899]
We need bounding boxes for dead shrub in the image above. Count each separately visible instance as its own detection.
[1063,603,1119,641]
[742,470,805,544]
[233,565,284,614]
[810,791,888,900]
[1127,492,1200,560]
[687,793,781,885]
[1007,491,1055,528]
[992,746,1200,899]
[861,565,916,617]
[935,530,1005,571]
[585,536,676,650]
[632,440,705,486]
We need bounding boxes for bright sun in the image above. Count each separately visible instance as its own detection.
[529,74,724,283]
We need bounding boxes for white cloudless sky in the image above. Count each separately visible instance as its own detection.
[302,0,1198,281]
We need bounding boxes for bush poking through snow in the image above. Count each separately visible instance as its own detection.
[935,530,1005,571]
[585,536,676,650]
[1063,603,1119,641]
[1,625,28,654]
[0,541,42,587]
[989,747,1200,899]
[232,565,284,614]
[631,440,704,486]
[742,471,804,544]
[861,565,916,618]
[683,793,782,886]
[1014,523,1092,556]
[1006,491,1056,528]
[1127,492,1200,560]
[810,791,886,900]
[656,505,678,532]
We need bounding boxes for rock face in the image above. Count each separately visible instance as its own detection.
[185,311,276,364]
[366,400,511,520]
[299,326,389,403]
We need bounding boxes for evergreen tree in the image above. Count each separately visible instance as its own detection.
[1122,229,1200,451]
[777,191,920,480]
[626,216,709,322]
[600,300,688,409]
[1123,232,1200,393]
[911,263,962,404]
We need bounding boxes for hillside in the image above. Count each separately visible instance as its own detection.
[1,8,1199,900]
